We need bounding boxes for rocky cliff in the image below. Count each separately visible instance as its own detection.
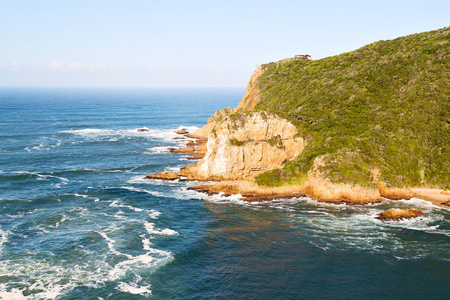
[234,66,263,111]
[178,112,304,181]
[146,27,450,205]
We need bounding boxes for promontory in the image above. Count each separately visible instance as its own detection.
[148,27,450,206]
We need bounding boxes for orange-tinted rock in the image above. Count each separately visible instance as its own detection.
[180,112,305,181]
[145,171,180,180]
[137,128,149,132]
[235,66,264,111]
[377,182,415,200]
[441,190,450,196]
[303,177,381,205]
[376,208,425,221]
[187,181,305,202]
[176,129,189,135]
[169,147,195,153]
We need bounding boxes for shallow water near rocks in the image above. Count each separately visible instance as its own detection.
[0,88,449,299]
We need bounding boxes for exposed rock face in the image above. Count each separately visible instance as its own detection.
[178,112,304,181]
[187,107,233,139]
[377,182,415,200]
[145,171,180,180]
[376,208,425,221]
[303,177,381,204]
[235,66,264,111]
[188,181,305,202]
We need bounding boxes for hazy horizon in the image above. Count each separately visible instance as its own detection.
[1,0,449,87]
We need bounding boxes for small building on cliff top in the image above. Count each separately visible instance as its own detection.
[295,54,311,59]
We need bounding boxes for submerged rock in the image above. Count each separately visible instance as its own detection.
[376,208,425,221]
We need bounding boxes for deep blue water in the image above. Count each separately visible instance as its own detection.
[0,88,449,299]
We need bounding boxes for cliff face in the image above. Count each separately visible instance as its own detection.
[234,66,263,111]
[178,112,304,180]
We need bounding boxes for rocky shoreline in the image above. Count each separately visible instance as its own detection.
[143,66,449,213]
[145,127,449,211]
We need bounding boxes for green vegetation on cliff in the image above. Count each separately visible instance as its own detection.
[252,27,449,188]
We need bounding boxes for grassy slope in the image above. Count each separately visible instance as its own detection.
[252,27,449,189]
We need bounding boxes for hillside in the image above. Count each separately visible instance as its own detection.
[248,27,450,189]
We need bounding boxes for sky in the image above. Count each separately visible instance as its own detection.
[0,0,449,87]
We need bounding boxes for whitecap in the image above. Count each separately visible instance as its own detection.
[144,221,178,236]
[144,146,171,154]
[0,229,9,253]
[109,200,144,212]
[117,282,151,296]
[120,186,163,197]
[149,210,162,219]
[0,286,27,300]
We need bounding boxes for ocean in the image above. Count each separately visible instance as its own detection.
[0,88,449,299]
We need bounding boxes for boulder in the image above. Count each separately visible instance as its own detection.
[376,208,425,221]
[145,171,180,180]
[176,129,189,135]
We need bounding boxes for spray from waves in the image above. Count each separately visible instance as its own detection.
[116,281,152,297]
[24,138,62,152]
[62,125,199,142]
[119,186,163,197]
[170,185,450,259]
[144,146,172,154]
[109,200,144,212]
[143,221,179,236]
[2,171,69,184]
[0,220,176,299]
[0,229,9,253]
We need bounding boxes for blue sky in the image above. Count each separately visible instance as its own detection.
[1,0,448,87]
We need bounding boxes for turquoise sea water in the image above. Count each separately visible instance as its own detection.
[0,88,449,299]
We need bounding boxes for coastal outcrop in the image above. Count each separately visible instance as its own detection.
[376,208,425,221]
[145,27,450,206]
[145,171,179,180]
[178,112,304,181]
[187,180,305,202]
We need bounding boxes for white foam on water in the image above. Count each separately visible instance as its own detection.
[73,193,100,202]
[144,221,179,236]
[0,286,27,300]
[0,224,173,299]
[166,166,180,172]
[62,126,199,142]
[109,200,144,212]
[0,229,9,253]
[149,210,162,219]
[128,175,183,187]
[120,186,163,197]
[9,170,70,184]
[398,197,442,210]
[97,231,132,259]
[54,214,69,228]
[144,146,171,154]
[175,187,247,204]
[24,138,62,152]
[117,282,152,296]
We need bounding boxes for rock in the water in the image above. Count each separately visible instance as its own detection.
[376,208,425,221]
[145,171,180,180]
[137,128,149,132]
[176,129,189,135]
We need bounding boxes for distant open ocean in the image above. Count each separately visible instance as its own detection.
[0,88,449,299]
